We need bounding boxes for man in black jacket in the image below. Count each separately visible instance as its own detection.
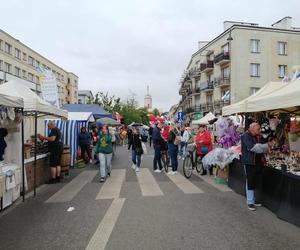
[152,122,164,172]
[241,122,271,211]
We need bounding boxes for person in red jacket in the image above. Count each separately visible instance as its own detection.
[195,124,213,175]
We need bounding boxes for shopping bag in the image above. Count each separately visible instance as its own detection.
[141,142,147,155]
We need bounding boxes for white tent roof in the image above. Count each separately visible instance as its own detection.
[0,80,67,117]
[222,81,285,115]
[245,78,300,113]
[192,112,216,125]
[68,112,95,122]
[0,93,23,108]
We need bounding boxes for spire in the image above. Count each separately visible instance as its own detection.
[147,85,149,95]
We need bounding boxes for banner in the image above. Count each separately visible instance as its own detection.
[39,69,59,108]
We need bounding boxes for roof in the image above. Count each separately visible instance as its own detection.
[0,93,23,108]
[62,104,112,119]
[0,79,67,117]
[68,112,95,122]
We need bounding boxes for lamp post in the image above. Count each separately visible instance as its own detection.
[227,29,233,106]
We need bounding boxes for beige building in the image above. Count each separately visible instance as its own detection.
[0,29,78,106]
[179,17,300,124]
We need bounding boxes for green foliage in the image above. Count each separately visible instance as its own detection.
[93,92,121,113]
[152,108,160,116]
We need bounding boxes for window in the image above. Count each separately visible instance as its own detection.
[0,60,3,70]
[28,56,34,66]
[250,39,260,53]
[36,60,40,67]
[5,42,12,54]
[28,73,33,82]
[15,48,21,59]
[206,94,213,104]
[222,67,230,79]
[0,40,3,50]
[23,52,27,61]
[250,63,260,77]
[22,70,27,79]
[15,67,21,77]
[4,62,12,73]
[250,87,260,95]
[278,65,287,78]
[222,43,229,53]
[278,42,287,55]
[67,78,70,84]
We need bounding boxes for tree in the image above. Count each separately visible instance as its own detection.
[93,92,121,113]
[152,108,160,117]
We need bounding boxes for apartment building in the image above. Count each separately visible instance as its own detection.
[0,29,78,106]
[179,17,300,124]
[78,90,94,104]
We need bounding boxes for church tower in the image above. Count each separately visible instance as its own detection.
[144,85,152,112]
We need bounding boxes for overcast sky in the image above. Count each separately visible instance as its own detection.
[1,0,300,111]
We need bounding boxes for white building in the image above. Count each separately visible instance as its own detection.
[144,85,153,111]
[78,90,94,104]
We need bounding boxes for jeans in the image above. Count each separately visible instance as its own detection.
[244,165,255,205]
[99,153,112,177]
[153,146,162,170]
[168,144,178,171]
[132,150,141,167]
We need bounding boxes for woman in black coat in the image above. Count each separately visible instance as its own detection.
[128,127,143,172]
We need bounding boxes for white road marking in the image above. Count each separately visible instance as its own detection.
[46,171,98,203]
[197,175,232,192]
[136,168,163,196]
[96,169,126,199]
[165,170,204,194]
[86,198,125,250]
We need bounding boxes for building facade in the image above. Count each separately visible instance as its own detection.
[179,17,300,124]
[78,90,94,104]
[0,29,78,106]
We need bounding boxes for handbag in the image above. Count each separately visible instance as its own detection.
[141,142,147,154]
[201,146,209,153]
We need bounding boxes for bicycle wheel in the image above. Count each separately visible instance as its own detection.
[183,155,193,178]
[161,153,168,172]
[195,160,204,174]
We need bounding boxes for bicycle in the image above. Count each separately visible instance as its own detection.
[182,143,205,178]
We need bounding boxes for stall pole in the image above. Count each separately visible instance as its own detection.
[34,111,37,197]
[21,109,25,202]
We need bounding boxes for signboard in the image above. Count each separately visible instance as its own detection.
[194,112,203,120]
[177,112,184,123]
[39,69,59,108]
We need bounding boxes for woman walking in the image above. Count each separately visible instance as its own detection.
[96,125,113,182]
[128,127,143,172]
[167,125,180,175]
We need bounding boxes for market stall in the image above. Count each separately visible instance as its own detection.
[222,78,300,227]
[0,79,68,197]
[191,112,216,125]
[0,92,25,209]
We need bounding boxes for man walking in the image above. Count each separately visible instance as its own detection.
[78,127,92,164]
[152,122,164,173]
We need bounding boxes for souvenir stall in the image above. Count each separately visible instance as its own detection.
[0,93,25,209]
[0,80,67,197]
[223,77,300,227]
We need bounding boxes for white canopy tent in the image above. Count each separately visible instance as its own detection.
[245,78,300,113]
[222,81,285,116]
[192,112,216,125]
[0,93,23,108]
[0,80,67,118]
[68,112,95,122]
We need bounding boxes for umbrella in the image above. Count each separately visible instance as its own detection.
[128,122,143,127]
[97,117,121,126]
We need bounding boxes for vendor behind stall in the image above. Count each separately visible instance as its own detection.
[241,122,275,211]
[0,128,8,161]
[38,121,63,184]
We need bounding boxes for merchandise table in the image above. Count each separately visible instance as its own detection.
[228,160,300,227]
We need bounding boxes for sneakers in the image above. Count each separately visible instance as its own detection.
[248,204,256,211]
[131,164,136,170]
[135,167,140,172]
[100,177,106,183]
[154,169,162,173]
[168,171,174,175]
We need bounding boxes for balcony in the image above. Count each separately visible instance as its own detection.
[200,81,214,92]
[189,68,201,78]
[214,52,230,65]
[215,77,230,87]
[200,60,214,73]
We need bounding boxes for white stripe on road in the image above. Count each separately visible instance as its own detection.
[197,175,232,192]
[86,198,125,250]
[136,168,163,196]
[96,169,126,199]
[165,170,204,194]
[46,171,98,203]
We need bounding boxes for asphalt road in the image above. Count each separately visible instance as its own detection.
[0,145,300,250]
